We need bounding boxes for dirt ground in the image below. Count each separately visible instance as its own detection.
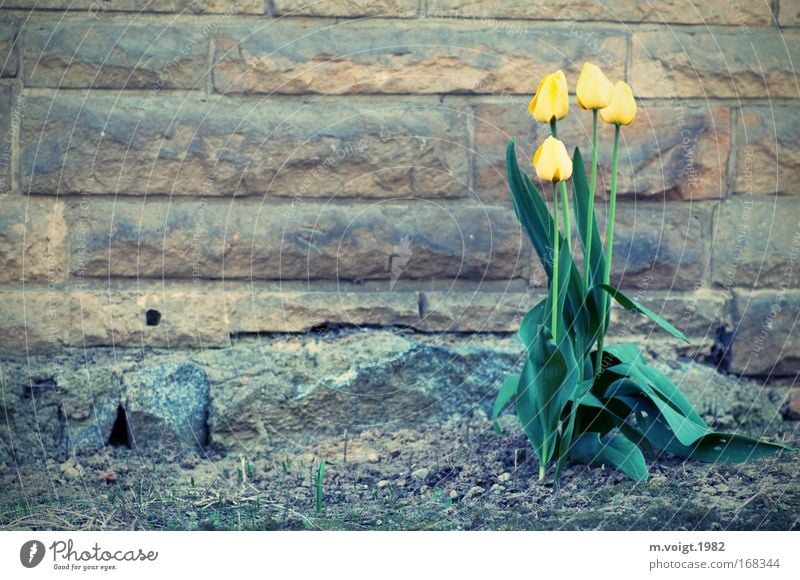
[2,411,798,531]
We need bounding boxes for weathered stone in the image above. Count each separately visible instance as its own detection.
[418,290,536,332]
[0,196,66,284]
[0,331,789,464]
[123,361,210,452]
[730,290,800,376]
[0,84,15,192]
[780,0,800,26]
[2,0,265,13]
[632,30,800,98]
[0,20,18,78]
[65,199,530,281]
[21,93,469,197]
[203,331,524,451]
[66,288,231,348]
[711,198,800,289]
[0,291,68,354]
[428,0,772,25]
[24,19,211,89]
[213,20,625,94]
[473,102,730,201]
[273,0,416,17]
[229,290,420,333]
[734,107,800,195]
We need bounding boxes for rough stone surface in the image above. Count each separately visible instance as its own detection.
[418,290,532,332]
[21,94,469,197]
[632,30,800,99]
[2,0,265,12]
[24,19,211,89]
[711,198,800,289]
[213,20,626,94]
[229,290,421,333]
[0,331,790,464]
[65,199,530,281]
[123,361,210,452]
[0,84,14,193]
[780,0,800,26]
[66,288,231,348]
[734,107,800,195]
[428,0,773,25]
[730,290,800,376]
[273,0,416,16]
[0,291,67,354]
[473,102,730,201]
[0,196,66,284]
[0,20,18,78]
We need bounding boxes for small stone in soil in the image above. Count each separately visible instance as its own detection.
[367,452,379,463]
[411,468,429,480]
[465,486,485,499]
[377,480,389,488]
[497,472,511,482]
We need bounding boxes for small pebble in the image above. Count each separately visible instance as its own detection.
[411,468,429,480]
[490,483,503,493]
[377,480,389,489]
[465,485,485,499]
[449,489,459,499]
[367,452,379,463]
[497,472,511,482]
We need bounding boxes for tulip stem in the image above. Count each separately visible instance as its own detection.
[549,119,572,258]
[551,181,560,342]
[584,109,599,286]
[596,123,621,376]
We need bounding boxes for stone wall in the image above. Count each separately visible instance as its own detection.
[0,0,798,379]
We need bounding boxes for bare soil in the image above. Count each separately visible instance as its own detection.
[2,412,798,531]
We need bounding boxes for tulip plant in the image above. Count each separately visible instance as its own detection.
[493,63,791,482]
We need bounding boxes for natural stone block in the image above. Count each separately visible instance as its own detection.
[711,198,800,289]
[473,102,730,201]
[427,0,772,25]
[229,290,421,333]
[0,291,68,354]
[65,199,530,281]
[24,19,211,89]
[730,289,800,376]
[2,1,265,13]
[734,107,800,195]
[0,84,14,193]
[123,361,210,452]
[0,196,66,284]
[66,288,231,348]
[780,0,800,26]
[632,29,800,98]
[417,290,534,332]
[273,0,417,17]
[213,20,625,94]
[21,93,469,197]
[0,20,18,78]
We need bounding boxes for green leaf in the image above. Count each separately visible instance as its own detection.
[492,373,519,435]
[594,284,690,344]
[516,324,580,469]
[571,147,606,289]
[569,431,649,482]
[626,397,792,462]
[519,299,547,353]
[315,460,326,514]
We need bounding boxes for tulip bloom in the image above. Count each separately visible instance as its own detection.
[533,136,573,183]
[600,81,637,126]
[528,70,569,123]
[576,62,614,110]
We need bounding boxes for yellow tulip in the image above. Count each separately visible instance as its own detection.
[528,70,569,123]
[533,136,573,182]
[600,81,637,125]
[576,62,614,110]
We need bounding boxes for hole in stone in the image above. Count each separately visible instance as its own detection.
[108,405,131,447]
[145,309,161,326]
